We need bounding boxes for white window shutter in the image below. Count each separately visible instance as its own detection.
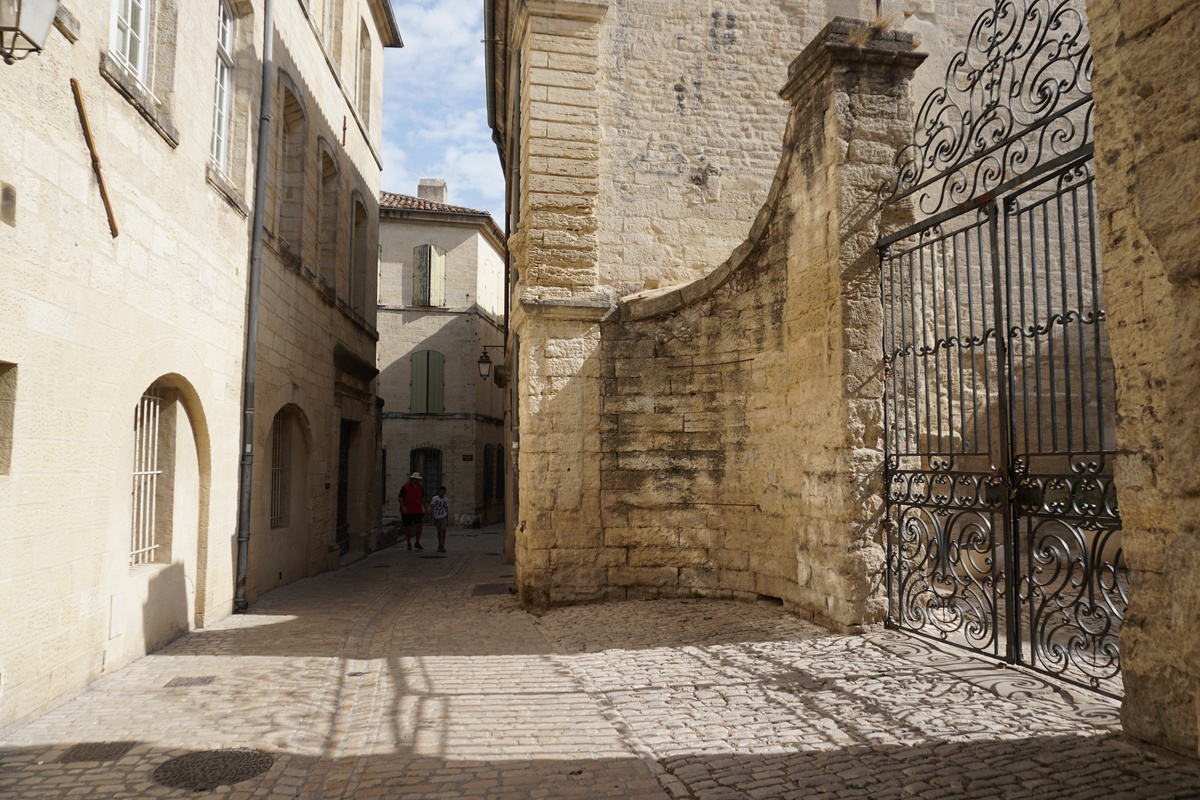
[431,246,447,307]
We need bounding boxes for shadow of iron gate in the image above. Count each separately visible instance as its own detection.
[876,0,1128,697]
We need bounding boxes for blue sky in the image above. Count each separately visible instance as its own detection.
[381,1,506,223]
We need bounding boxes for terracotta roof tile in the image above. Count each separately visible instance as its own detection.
[379,191,505,245]
[379,191,491,216]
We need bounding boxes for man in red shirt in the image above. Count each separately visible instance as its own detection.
[398,472,426,550]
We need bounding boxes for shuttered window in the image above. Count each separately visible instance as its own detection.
[412,244,446,306]
[411,350,445,413]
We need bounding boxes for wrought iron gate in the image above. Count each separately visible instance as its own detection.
[877,0,1128,695]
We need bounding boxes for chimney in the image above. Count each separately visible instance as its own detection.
[417,179,447,205]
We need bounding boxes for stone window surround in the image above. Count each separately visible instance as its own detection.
[99,51,179,149]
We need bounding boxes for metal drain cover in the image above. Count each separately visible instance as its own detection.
[59,741,137,763]
[152,748,274,791]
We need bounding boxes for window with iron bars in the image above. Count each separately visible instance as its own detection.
[270,410,291,528]
[130,388,163,565]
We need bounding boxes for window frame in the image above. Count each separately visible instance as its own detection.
[112,0,152,81]
[210,0,235,171]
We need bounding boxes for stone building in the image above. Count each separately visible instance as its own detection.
[377,181,507,526]
[483,0,994,621]
[486,0,1200,759]
[0,0,400,731]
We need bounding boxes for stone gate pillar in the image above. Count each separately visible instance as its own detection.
[508,0,613,607]
[774,19,925,628]
[1086,0,1200,758]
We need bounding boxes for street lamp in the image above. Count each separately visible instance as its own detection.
[0,0,58,64]
[477,345,505,381]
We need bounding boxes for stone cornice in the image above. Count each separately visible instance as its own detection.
[781,17,926,102]
[516,294,616,323]
[513,0,608,49]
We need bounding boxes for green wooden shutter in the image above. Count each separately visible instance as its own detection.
[431,246,446,307]
[412,245,431,305]
[411,351,428,413]
[427,351,445,413]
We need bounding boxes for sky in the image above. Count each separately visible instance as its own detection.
[381,0,506,223]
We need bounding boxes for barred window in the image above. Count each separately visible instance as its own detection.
[483,443,494,501]
[270,410,291,528]
[130,388,164,565]
[495,444,505,500]
[210,0,235,170]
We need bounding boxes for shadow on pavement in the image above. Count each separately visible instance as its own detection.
[2,730,1198,799]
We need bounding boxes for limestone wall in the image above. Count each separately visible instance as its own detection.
[0,2,249,728]
[516,20,925,627]
[0,0,393,729]
[1086,0,1200,758]
[591,0,995,292]
[242,0,389,601]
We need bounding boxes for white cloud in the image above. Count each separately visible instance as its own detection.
[381,0,505,221]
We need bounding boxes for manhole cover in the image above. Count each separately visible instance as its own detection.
[59,741,137,763]
[164,676,216,688]
[152,749,274,791]
[472,583,512,596]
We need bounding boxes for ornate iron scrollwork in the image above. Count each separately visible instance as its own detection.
[881,0,1126,697]
[879,0,1093,216]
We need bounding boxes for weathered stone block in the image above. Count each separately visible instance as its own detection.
[608,565,679,588]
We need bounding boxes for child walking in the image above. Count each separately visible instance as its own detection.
[430,486,450,552]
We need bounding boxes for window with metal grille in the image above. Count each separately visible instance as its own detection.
[410,448,441,504]
[270,410,291,528]
[112,0,150,80]
[483,443,494,500]
[410,350,445,413]
[210,0,234,170]
[130,389,163,565]
[495,444,505,500]
[412,244,446,306]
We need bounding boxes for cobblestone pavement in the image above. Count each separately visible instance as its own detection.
[2,526,1198,799]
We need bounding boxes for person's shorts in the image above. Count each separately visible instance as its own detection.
[402,512,423,525]
[434,516,447,531]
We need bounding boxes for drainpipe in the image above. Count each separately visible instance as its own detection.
[234,0,275,613]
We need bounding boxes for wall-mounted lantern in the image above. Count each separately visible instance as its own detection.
[1,0,59,65]
[477,345,505,383]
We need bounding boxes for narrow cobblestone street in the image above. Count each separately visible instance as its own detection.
[2,526,1198,800]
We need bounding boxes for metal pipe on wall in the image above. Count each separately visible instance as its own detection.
[234,0,275,613]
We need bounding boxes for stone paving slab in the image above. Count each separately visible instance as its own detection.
[1,526,1198,799]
